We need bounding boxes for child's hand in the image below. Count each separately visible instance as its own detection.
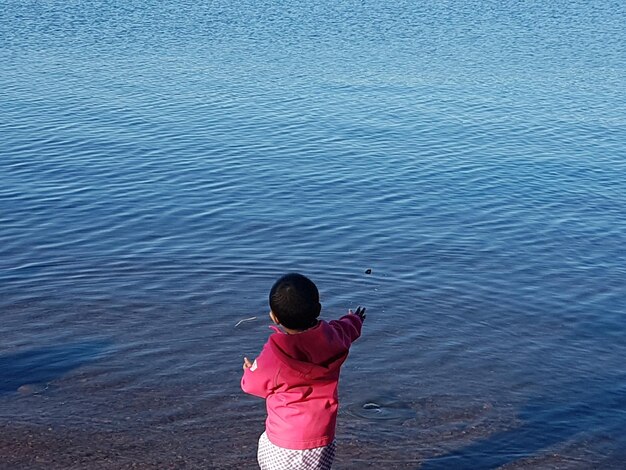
[349,306,366,321]
[243,357,253,371]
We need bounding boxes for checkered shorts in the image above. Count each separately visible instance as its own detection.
[257,431,336,469]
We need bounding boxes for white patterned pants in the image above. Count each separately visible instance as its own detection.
[257,431,336,470]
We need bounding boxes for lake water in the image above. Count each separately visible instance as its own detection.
[1,0,625,468]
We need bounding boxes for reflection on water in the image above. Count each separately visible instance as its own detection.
[421,378,626,470]
[1,0,625,466]
[0,341,111,394]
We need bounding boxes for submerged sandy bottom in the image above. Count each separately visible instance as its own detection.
[0,422,618,470]
[1,385,622,469]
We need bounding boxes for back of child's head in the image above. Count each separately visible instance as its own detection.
[269,273,321,331]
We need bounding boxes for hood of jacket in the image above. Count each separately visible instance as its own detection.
[267,321,351,380]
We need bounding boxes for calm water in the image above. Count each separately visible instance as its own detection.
[1,0,625,467]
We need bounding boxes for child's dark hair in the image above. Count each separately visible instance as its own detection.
[269,273,321,331]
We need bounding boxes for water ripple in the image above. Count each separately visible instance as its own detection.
[1,0,625,466]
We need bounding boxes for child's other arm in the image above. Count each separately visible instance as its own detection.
[329,306,366,343]
[240,342,278,398]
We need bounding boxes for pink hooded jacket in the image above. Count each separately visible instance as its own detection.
[241,313,363,450]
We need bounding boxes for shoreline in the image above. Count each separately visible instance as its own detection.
[1,411,621,469]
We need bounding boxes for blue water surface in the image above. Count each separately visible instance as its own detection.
[1,0,625,467]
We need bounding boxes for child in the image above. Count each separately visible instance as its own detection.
[241,273,366,470]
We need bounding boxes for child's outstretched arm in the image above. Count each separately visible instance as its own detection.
[241,342,278,399]
[329,306,366,343]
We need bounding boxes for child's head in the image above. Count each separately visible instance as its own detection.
[269,273,321,331]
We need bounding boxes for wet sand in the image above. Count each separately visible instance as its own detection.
[0,420,615,470]
[2,388,620,469]
[0,420,257,469]
[1,352,622,470]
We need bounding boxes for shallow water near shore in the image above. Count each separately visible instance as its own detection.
[2,0,626,468]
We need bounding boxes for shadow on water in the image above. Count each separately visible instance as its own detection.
[421,379,626,469]
[0,341,111,394]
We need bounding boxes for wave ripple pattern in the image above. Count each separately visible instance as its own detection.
[1,0,625,468]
